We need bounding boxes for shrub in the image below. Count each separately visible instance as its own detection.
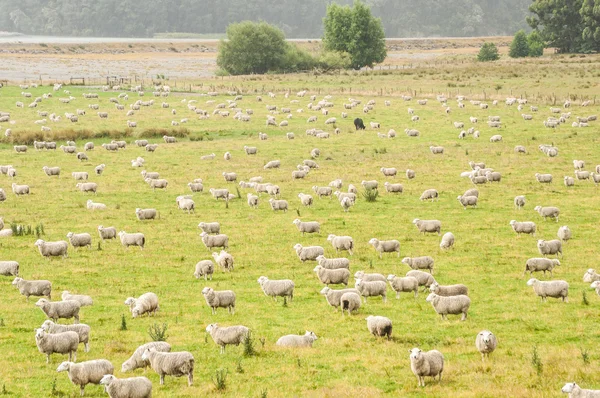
[148,323,168,341]
[477,43,500,62]
[528,31,544,57]
[509,30,530,58]
[212,368,228,391]
[362,189,379,202]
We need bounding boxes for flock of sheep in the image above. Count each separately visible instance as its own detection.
[0,82,599,396]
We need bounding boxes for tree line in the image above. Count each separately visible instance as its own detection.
[0,0,531,38]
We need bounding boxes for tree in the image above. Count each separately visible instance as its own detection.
[528,0,584,53]
[477,42,500,61]
[217,21,288,75]
[323,1,386,69]
[527,30,545,56]
[580,0,600,52]
[509,30,530,57]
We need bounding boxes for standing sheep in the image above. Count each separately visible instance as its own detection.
[316,255,350,270]
[12,277,51,300]
[35,239,69,258]
[439,232,455,250]
[56,359,114,396]
[365,315,392,339]
[61,291,93,306]
[387,275,419,299]
[194,260,214,281]
[413,219,441,235]
[293,244,325,262]
[35,328,79,363]
[320,287,360,311]
[99,375,152,398]
[327,234,354,255]
[402,256,434,274]
[121,342,171,372]
[41,320,90,352]
[368,238,400,258]
[558,225,572,242]
[475,331,497,361]
[509,221,537,236]
[141,348,194,386]
[118,231,145,250]
[201,287,236,314]
[426,293,470,321]
[34,298,78,324]
[97,226,117,240]
[514,195,526,210]
[66,232,92,249]
[198,222,221,234]
[340,292,362,315]
[355,279,387,302]
[124,293,159,318]
[537,239,563,257]
[429,282,468,296]
[0,261,19,276]
[524,258,561,277]
[314,265,350,286]
[560,382,600,397]
[409,348,444,387]
[292,219,320,235]
[257,276,294,302]
[200,232,229,250]
[534,206,560,222]
[206,323,250,354]
[527,278,569,302]
[212,250,234,271]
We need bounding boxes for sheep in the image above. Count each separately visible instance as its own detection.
[97,225,116,240]
[163,135,176,143]
[118,231,145,250]
[297,193,313,207]
[426,293,470,321]
[64,232,92,250]
[361,180,378,190]
[509,220,536,236]
[245,193,259,208]
[13,145,27,153]
[320,287,360,310]
[456,195,478,210]
[11,183,30,195]
[413,219,441,235]
[524,258,561,277]
[141,348,194,386]
[409,348,444,387]
[380,167,397,177]
[486,171,501,182]
[584,269,600,283]
[475,331,498,361]
[121,342,171,372]
[387,275,419,299]
[12,277,51,300]
[209,188,229,201]
[527,278,569,302]
[327,234,354,255]
[99,375,152,398]
[293,244,325,262]
[311,148,320,158]
[201,287,235,314]
[560,382,600,397]
[355,279,387,302]
[515,145,527,153]
[43,166,61,177]
[266,184,280,196]
[222,172,237,182]
[0,260,19,277]
[592,281,600,296]
[147,178,168,190]
[340,292,362,315]
[438,232,455,250]
[257,276,295,302]
[35,328,79,363]
[535,173,553,183]
[406,169,416,179]
[199,232,229,250]
[429,282,468,296]
[276,331,318,347]
[592,173,600,185]
[72,172,89,181]
[558,225,572,242]
[57,359,114,396]
[244,146,258,155]
[206,323,250,354]
[35,239,68,258]
[124,292,159,318]
[264,160,281,169]
[365,315,392,339]
[573,159,585,170]
[269,198,288,212]
[292,219,320,235]
[314,265,350,286]
[41,320,90,353]
[534,205,560,222]
[75,182,98,194]
[62,291,93,307]
[420,189,439,202]
[368,238,400,258]
[430,146,444,154]
[514,195,526,209]
[313,186,333,199]
[145,144,159,152]
[490,134,502,142]
[537,239,563,258]
[0,188,5,202]
[316,255,350,270]
[94,164,105,175]
[402,256,434,274]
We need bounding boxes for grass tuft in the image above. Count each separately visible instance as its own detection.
[148,323,168,341]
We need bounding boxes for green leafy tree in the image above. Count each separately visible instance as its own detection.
[527,30,545,56]
[580,0,600,52]
[509,30,530,57]
[528,0,584,53]
[477,42,500,62]
[323,1,386,69]
[217,21,288,75]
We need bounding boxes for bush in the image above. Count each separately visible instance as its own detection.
[509,30,530,58]
[148,323,168,341]
[317,51,352,71]
[528,31,544,57]
[477,43,500,62]
[279,45,317,72]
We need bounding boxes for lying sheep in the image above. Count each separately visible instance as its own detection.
[365,315,392,339]
[35,328,79,363]
[537,239,562,257]
[87,200,106,210]
[57,359,114,396]
[439,232,455,250]
[257,276,295,302]
[201,287,235,314]
[527,278,569,302]
[99,375,152,398]
[141,348,194,386]
[557,225,572,242]
[368,238,400,258]
[292,219,320,235]
[409,348,444,387]
[62,291,93,307]
[97,225,116,240]
[534,206,560,222]
[124,292,159,318]
[35,239,68,258]
[475,331,497,361]
[206,323,250,354]
[387,275,419,299]
[194,260,214,281]
[327,234,354,255]
[426,293,470,321]
[509,220,536,236]
[514,195,526,210]
[402,256,434,274]
[429,282,468,296]
[66,232,92,249]
[121,342,171,372]
[560,382,600,397]
[355,279,387,302]
[118,231,145,250]
[276,331,318,347]
[584,269,600,283]
[524,258,560,277]
[340,292,362,315]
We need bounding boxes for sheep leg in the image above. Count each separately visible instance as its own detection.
[47,354,50,364]
[160,374,165,385]
[80,385,85,397]
[188,372,193,386]
[461,312,467,321]
[74,314,79,324]
[396,292,400,299]
[85,342,89,352]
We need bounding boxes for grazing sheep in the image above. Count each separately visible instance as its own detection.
[264,160,281,169]
[200,232,229,250]
[384,182,403,193]
[439,232,455,250]
[406,169,416,179]
[327,234,354,255]
[457,195,478,209]
[118,231,145,250]
[212,250,234,271]
[413,219,441,235]
[402,256,434,274]
[537,239,563,257]
[11,183,30,195]
[292,219,320,235]
[560,382,600,397]
[141,348,194,386]
[146,178,168,190]
[12,277,51,300]
[269,198,288,212]
[340,196,353,212]
[420,189,439,202]
[247,193,259,208]
[514,195,526,210]
[524,258,561,277]
[244,146,257,155]
[294,244,325,262]
[35,239,68,258]
[99,375,152,398]
[490,134,502,142]
[35,328,79,363]
[365,315,392,339]
[575,170,590,180]
[314,265,350,286]
[66,232,92,249]
[75,182,98,194]
[387,275,418,299]
[527,278,569,302]
[534,205,560,222]
[297,193,313,207]
[194,260,214,281]
[355,279,387,302]
[206,323,250,354]
[320,287,360,310]
[72,172,89,181]
[312,186,333,199]
[535,173,553,184]
[380,167,397,177]
[557,225,572,242]
[475,331,497,361]
[429,282,468,296]
[340,292,362,315]
[316,255,350,270]
[361,180,378,190]
[276,331,318,347]
[201,287,235,314]
[430,146,444,155]
[515,145,527,153]
[57,359,114,396]
[198,222,220,234]
[62,291,93,307]
[354,271,386,282]
[409,348,444,387]
[97,225,116,240]
[368,238,400,258]
[257,276,295,302]
[509,220,536,236]
[124,292,159,318]
[209,188,229,201]
[43,166,61,177]
[223,172,237,182]
[426,293,470,321]
[94,164,105,175]
[121,342,171,372]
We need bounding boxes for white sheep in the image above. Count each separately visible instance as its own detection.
[365,315,392,339]
[475,331,497,361]
[118,231,145,250]
[257,276,295,302]
[327,234,354,255]
[62,291,93,307]
[201,287,235,314]
[368,238,400,258]
[121,342,171,372]
[99,375,152,398]
[439,232,455,250]
[557,225,572,242]
[402,256,434,274]
[426,293,470,321]
[527,278,569,302]
[524,258,561,277]
[316,255,350,270]
[420,189,439,201]
[537,239,562,257]
[387,275,418,299]
[206,323,250,354]
[57,359,114,396]
[320,287,360,311]
[0,261,19,276]
[429,282,468,296]
[534,205,560,222]
[66,232,92,249]
[35,328,79,363]
[340,292,362,315]
[292,219,320,235]
[560,382,600,397]
[514,195,526,210]
[35,239,68,258]
[509,220,536,236]
[97,225,116,240]
[355,279,387,302]
[212,250,234,271]
[276,331,318,347]
[124,292,159,318]
[141,348,194,386]
[409,348,444,387]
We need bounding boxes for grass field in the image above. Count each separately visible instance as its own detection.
[0,55,599,397]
